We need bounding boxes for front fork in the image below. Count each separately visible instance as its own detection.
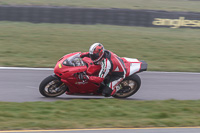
[52,74,69,92]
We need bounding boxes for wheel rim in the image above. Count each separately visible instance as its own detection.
[115,79,138,98]
[44,79,66,97]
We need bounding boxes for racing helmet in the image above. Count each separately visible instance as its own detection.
[89,43,105,63]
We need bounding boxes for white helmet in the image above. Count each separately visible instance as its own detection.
[89,43,105,62]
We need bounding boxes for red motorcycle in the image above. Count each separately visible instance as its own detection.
[39,52,147,98]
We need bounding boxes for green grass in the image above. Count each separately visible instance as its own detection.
[0,99,200,130]
[0,0,200,12]
[0,21,200,72]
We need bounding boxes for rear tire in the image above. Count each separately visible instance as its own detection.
[113,74,141,98]
[39,75,67,97]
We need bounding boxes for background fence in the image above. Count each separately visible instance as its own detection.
[0,5,200,28]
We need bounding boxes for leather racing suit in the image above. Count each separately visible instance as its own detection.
[80,50,126,96]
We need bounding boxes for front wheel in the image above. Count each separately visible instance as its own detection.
[113,74,141,98]
[39,75,67,97]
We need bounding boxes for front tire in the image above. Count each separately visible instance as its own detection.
[39,75,67,97]
[113,74,141,98]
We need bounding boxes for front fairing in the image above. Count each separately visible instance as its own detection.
[54,52,87,78]
[54,52,101,95]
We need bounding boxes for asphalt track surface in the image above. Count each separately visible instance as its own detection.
[0,67,200,102]
[0,67,200,133]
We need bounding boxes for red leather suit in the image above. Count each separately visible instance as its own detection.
[81,50,126,94]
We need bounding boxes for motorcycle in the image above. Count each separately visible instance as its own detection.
[39,52,147,98]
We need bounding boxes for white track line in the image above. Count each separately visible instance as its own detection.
[0,67,53,71]
[1,127,200,133]
[145,71,200,75]
[0,67,199,74]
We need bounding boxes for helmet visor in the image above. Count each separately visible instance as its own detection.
[89,53,99,61]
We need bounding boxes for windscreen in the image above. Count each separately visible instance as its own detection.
[63,53,84,66]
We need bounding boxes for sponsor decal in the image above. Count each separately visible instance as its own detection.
[114,66,119,71]
[58,63,62,68]
[75,82,88,85]
[152,17,200,28]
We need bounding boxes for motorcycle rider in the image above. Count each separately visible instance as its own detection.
[80,43,126,97]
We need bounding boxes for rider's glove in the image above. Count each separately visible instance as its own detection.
[80,52,89,58]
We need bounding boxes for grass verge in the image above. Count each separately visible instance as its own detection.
[0,99,200,130]
[0,21,200,72]
[0,0,200,12]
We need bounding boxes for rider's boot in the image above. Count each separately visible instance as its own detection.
[102,86,112,97]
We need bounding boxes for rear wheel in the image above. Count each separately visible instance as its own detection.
[113,74,141,98]
[39,75,67,97]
